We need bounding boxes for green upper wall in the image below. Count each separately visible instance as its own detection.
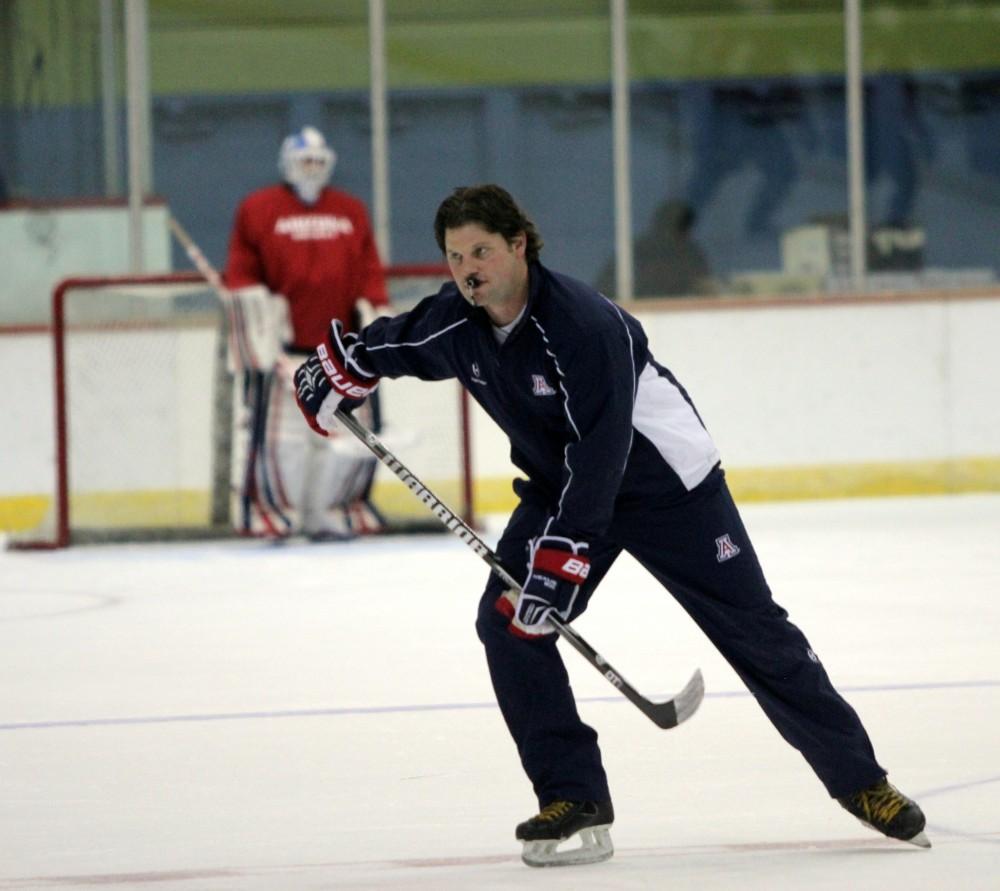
[3,0,1000,107]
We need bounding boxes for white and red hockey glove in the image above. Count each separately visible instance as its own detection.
[496,532,591,639]
[293,320,380,437]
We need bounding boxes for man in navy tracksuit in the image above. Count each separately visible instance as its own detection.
[293,184,928,865]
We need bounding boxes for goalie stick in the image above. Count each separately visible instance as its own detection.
[332,406,704,730]
[167,214,293,535]
[168,215,258,372]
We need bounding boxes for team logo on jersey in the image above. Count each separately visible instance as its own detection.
[531,374,557,396]
[715,534,741,562]
[274,215,354,241]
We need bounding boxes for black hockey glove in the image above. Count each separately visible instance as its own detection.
[496,531,590,640]
[293,320,380,437]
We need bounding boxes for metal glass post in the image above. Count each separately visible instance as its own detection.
[124,0,150,272]
[611,0,633,301]
[99,0,121,197]
[369,0,391,263]
[845,0,867,291]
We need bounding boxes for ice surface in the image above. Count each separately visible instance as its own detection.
[1,494,998,889]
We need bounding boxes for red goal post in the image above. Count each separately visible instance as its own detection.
[10,265,473,548]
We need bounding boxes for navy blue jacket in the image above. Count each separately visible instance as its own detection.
[354,262,720,541]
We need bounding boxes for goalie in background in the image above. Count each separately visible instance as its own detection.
[223,125,391,541]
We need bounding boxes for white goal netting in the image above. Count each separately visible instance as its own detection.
[11,268,472,547]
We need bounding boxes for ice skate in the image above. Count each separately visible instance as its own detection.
[515,800,614,867]
[838,777,930,848]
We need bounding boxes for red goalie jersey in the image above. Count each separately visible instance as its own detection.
[224,184,389,349]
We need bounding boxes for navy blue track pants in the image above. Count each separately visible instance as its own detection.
[475,467,886,807]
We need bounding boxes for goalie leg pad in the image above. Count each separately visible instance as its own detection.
[230,370,296,538]
[265,364,384,538]
[299,417,372,537]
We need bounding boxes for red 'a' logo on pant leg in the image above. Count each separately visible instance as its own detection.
[715,534,741,562]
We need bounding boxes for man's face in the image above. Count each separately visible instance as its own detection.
[443,223,527,313]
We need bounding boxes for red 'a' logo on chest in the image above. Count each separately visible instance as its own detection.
[532,374,557,396]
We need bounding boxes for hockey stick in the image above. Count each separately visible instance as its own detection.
[168,215,255,371]
[332,406,704,730]
[165,215,702,725]
[167,214,294,533]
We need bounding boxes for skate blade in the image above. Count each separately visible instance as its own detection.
[857,818,932,849]
[521,825,613,868]
[905,830,931,849]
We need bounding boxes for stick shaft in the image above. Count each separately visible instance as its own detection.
[333,407,687,726]
[166,214,702,728]
[167,215,227,294]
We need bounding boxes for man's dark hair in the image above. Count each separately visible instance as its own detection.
[434,184,543,263]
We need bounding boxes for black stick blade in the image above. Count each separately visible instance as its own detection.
[634,669,704,729]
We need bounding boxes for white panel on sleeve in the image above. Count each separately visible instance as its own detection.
[632,363,721,490]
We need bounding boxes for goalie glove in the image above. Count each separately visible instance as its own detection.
[225,286,290,372]
[496,532,591,639]
[293,320,380,436]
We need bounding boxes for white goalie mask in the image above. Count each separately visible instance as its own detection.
[279,126,336,205]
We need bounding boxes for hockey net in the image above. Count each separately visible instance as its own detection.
[11,266,472,548]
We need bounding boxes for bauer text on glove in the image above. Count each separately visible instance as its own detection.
[293,320,379,436]
[496,534,590,639]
